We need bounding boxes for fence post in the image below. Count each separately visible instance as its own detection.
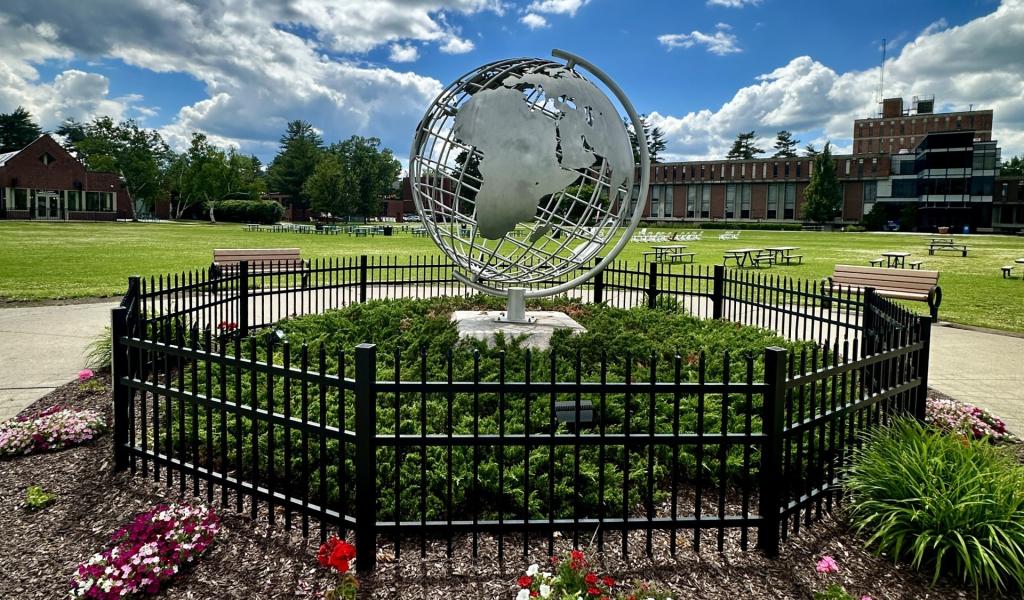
[758,346,787,557]
[592,259,605,304]
[354,343,378,573]
[359,255,368,304]
[238,261,250,338]
[860,287,876,359]
[712,264,725,320]
[913,315,932,421]
[647,261,659,309]
[111,306,131,472]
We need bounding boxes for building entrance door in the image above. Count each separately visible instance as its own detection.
[35,191,62,220]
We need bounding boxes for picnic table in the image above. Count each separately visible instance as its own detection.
[723,248,762,267]
[927,238,969,256]
[763,246,803,265]
[643,244,693,263]
[881,251,911,268]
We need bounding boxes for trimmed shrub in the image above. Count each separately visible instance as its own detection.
[209,199,284,224]
[845,419,1024,595]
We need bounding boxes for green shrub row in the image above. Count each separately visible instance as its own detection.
[209,199,284,224]
[151,296,816,523]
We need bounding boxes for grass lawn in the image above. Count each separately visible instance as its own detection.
[1,220,1023,332]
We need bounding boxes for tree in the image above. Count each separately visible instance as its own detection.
[804,143,820,157]
[725,131,765,160]
[0,107,43,153]
[72,117,171,220]
[267,120,323,209]
[772,130,799,158]
[165,135,264,219]
[303,136,401,221]
[1002,154,1024,176]
[625,114,667,163]
[802,142,842,224]
[56,118,89,145]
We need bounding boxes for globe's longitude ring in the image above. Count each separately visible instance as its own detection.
[409,49,651,298]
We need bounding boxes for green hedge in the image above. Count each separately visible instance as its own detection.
[697,221,803,231]
[210,199,284,224]
[162,296,816,524]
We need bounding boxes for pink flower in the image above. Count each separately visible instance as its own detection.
[78,369,94,381]
[816,556,839,574]
[860,596,873,600]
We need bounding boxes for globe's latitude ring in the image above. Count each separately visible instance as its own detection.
[409,49,651,298]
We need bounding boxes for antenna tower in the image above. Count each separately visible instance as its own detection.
[877,38,886,116]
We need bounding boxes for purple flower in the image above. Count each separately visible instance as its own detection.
[816,555,839,574]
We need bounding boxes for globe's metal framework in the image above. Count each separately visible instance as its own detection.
[409,49,651,299]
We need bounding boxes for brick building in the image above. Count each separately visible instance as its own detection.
[0,135,130,221]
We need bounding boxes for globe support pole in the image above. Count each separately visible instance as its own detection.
[496,287,533,324]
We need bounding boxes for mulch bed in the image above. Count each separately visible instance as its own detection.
[0,379,1012,599]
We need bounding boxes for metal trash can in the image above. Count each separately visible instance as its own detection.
[383,226,393,236]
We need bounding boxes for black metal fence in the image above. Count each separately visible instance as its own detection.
[111,256,930,571]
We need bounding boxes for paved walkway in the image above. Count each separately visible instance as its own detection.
[1,300,1021,436]
[0,301,117,421]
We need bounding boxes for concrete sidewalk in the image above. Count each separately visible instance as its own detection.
[0,301,117,421]
[0,300,1021,436]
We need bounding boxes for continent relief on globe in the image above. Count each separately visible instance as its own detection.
[451,68,633,241]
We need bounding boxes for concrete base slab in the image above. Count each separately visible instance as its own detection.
[452,310,586,350]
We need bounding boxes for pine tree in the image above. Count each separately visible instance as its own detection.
[726,131,764,160]
[802,142,842,224]
[772,130,799,158]
[266,120,324,209]
[0,107,43,153]
[803,143,820,157]
[625,114,667,163]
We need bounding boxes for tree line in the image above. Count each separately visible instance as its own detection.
[0,107,400,222]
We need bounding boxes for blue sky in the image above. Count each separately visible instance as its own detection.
[1,0,1021,165]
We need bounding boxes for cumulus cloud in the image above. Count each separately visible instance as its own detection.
[526,0,590,16]
[0,1,509,157]
[389,43,419,63]
[521,13,549,29]
[659,23,741,55]
[649,0,1024,160]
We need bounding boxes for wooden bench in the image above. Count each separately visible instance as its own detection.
[928,244,968,256]
[752,252,776,268]
[907,260,924,269]
[824,265,942,322]
[210,248,309,289]
[869,258,884,267]
[1003,265,1017,278]
[779,254,803,265]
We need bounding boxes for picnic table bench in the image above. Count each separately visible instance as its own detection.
[210,248,310,289]
[643,245,695,264]
[823,265,942,322]
[927,240,969,256]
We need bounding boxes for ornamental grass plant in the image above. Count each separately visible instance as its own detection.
[845,419,1024,596]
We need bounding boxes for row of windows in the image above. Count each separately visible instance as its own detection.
[4,188,114,211]
[651,160,810,183]
[857,114,983,137]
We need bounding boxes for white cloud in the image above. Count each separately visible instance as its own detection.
[0,1,511,158]
[521,13,549,29]
[439,35,475,54]
[659,23,741,55]
[526,0,590,16]
[649,0,1024,160]
[389,43,419,63]
[921,17,948,36]
[707,0,761,7]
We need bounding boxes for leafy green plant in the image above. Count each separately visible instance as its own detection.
[845,419,1024,595]
[24,485,56,511]
[208,199,284,224]
[813,583,857,600]
[85,326,112,371]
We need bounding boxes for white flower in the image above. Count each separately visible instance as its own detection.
[539,583,551,598]
[516,589,531,600]
[526,564,539,577]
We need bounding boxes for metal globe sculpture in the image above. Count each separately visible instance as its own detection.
[409,49,650,317]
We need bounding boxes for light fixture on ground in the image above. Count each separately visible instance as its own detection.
[409,49,650,347]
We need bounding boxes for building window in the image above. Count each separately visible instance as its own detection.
[783,183,796,219]
[767,183,779,219]
[85,191,113,211]
[1002,182,1009,200]
[66,190,80,211]
[726,184,736,219]
[730,164,735,178]
[686,185,698,218]
[871,158,877,174]
[762,163,768,178]
[857,159,864,177]
[863,180,877,210]
[14,188,28,210]
[740,184,751,218]
[772,163,778,177]
[796,162,802,178]
[701,185,710,218]
[39,152,56,166]
[741,163,746,178]
[845,160,851,175]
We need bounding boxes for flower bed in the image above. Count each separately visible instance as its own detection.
[0,405,105,458]
[71,503,219,598]
[514,550,673,600]
[925,396,1015,443]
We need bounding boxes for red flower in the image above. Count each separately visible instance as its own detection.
[584,572,598,585]
[531,592,539,598]
[518,575,533,588]
[602,575,616,587]
[317,536,356,573]
[550,555,560,566]
[570,549,587,569]
[587,586,602,596]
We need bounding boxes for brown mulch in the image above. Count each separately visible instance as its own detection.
[0,381,1014,599]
